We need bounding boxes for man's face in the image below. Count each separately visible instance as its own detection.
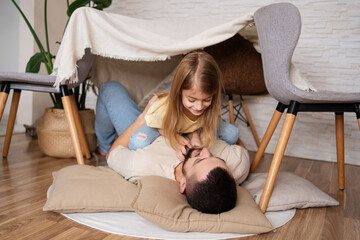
[182,148,231,181]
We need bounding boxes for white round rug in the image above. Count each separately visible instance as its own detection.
[62,209,295,239]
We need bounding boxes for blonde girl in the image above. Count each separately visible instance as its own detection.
[128,50,239,159]
[95,50,239,159]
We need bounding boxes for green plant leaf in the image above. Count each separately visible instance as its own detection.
[25,53,43,73]
[67,0,91,17]
[93,0,112,10]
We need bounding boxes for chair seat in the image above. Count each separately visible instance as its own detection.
[0,72,56,86]
[284,85,360,104]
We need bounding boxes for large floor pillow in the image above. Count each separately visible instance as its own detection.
[44,165,273,234]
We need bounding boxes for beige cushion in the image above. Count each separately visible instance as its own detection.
[43,165,137,213]
[131,176,273,234]
[241,172,339,211]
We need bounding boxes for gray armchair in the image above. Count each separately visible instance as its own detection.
[251,3,360,212]
[0,49,94,164]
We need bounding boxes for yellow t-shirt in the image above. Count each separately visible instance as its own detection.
[144,96,203,133]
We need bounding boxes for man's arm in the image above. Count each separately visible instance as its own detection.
[106,114,145,159]
[106,95,158,159]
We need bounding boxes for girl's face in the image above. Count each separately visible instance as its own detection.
[181,87,213,120]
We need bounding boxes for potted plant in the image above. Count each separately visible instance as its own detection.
[12,0,112,158]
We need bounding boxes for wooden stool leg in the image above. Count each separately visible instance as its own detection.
[60,86,84,165]
[335,113,345,190]
[250,103,287,173]
[240,96,260,147]
[356,105,360,129]
[228,94,246,147]
[259,101,298,213]
[0,83,10,122]
[228,95,235,125]
[3,90,21,158]
[70,94,91,159]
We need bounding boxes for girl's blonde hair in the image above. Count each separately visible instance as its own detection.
[161,50,223,149]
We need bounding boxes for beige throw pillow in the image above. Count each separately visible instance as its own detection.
[242,172,339,211]
[131,176,273,234]
[43,165,137,213]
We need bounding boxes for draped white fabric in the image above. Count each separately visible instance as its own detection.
[53,7,255,87]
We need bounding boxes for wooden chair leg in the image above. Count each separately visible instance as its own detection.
[70,94,91,159]
[335,113,345,190]
[60,86,84,165]
[240,97,261,147]
[259,103,298,213]
[2,90,21,158]
[250,103,287,173]
[228,97,235,125]
[357,105,360,129]
[0,83,10,121]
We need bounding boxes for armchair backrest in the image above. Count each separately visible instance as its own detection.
[254,2,301,104]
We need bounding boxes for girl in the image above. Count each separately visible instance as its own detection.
[95,50,239,160]
[128,50,239,160]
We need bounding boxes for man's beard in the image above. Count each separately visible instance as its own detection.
[182,147,202,175]
[183,147,202,162]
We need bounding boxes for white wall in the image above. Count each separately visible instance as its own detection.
[0,0,21,132]
[0,0,73,133]
[0,1,19,72]
[105,0,360,165]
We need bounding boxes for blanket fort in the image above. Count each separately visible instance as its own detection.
[52,6,315,105]
[52,7,257,88]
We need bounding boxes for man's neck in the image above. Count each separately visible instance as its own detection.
[174,162,184,182]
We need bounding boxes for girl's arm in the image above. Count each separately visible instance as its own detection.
[187,129,202,147]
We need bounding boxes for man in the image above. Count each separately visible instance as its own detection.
[106,100,250,214]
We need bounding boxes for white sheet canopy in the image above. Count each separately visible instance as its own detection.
[53,7,315,106]
[53,7,257,86]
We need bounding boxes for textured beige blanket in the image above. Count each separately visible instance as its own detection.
[53,7,255,84]
[52,7,315,106]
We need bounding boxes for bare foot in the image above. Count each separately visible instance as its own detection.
[96,147,106,157]
[236,138,246,149]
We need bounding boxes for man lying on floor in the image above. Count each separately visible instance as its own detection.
[106,109,250,214]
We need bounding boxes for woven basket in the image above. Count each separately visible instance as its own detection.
[37,108,97,158]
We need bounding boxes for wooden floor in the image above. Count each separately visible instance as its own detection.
[0,133,359,240]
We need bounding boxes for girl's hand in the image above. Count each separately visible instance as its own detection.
[176,134,192,161]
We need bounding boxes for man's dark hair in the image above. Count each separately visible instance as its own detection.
[184,167,237,214]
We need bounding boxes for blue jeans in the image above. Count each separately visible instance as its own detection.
[95,81,239,154]
[95,81,160,154]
